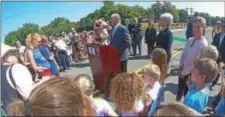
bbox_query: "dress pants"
[121,60,128,73]
[59,50,70,70]
[147,41,155,55]
[176,74,190,101]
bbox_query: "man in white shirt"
[54,37,70,70]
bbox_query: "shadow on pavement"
[71,63,90,68]
[129,55,149,60]
[165,83,178,96]
[169,66,179,76]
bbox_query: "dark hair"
[194,12,200,17]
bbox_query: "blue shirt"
[39,46,59,76]
[32,49,50,69]
[184,86,210,113]
[215,97,225,116]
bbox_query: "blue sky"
[1,1,224,42]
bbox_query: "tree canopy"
[4,1,225,46]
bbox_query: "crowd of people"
[1,11,225,116]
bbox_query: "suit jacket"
[110,24,132,61]
[145,27,157,44]
[185,23,193,40]
[212,33,225,63]
[132,22,142,42]
[156,28,174,62]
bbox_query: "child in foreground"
[184,58,218,113]
[141,63,163,116]
[154,102,203,116]
[71,74,118,116]
[110,73,145,116]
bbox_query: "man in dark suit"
[145,21,157,58]
[124,19,133,54]
[110,13,132,72]
[132,18,143,56]
[211,23,225,90]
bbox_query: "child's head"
[200,45,218,61]
[110,73,145,112]
[71,74,95,97]
[7,78,95,116]
[142,64,161,87]
[191,58,218,85]
[154,102,203,116]
[152,48,168,80]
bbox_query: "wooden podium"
[87,44,121,97]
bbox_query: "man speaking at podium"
[110,13,132,72]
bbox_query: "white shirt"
[54,39,67,51]
[179,37,209,75]
[145,81,161,101]
[18,46,25,54]
[112,23,120,38]
[220,33,225,46]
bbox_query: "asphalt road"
[60,27,221,105]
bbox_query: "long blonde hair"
[25,33,41,49]
[152,48,168,83]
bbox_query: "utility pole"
[186,7,194,16]
[190,7,194,16]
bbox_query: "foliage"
[4,1,224,46]
[5,23,41,46]
[178,9,188,23]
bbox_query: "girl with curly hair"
[152,48,168,85]
[110,73,145,116]
[70,74,118,116]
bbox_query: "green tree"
[151,1,163,22]
[162,1,179,22]
[179,9,188,23]
[5,31,19,46]
[5,23,41,46]
[41,17,76,36]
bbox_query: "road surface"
[60,28,221,106]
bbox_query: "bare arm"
[27,50,48,71]
[100,29,109,41]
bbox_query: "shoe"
[176,96,182,102]
[60,69,66,72]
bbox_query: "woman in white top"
[176,16,209,101]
